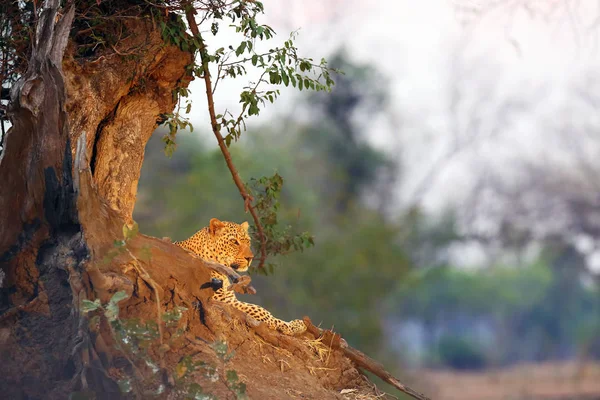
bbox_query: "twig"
[124,247,164,347]
[184,5,268,268]
[303,317,432,400]
[220,49,280,67]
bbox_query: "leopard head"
[204,218,254,271]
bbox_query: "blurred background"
[133,1,600,399]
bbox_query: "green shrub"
[436,335,487,370]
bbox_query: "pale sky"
[189,0,600,207]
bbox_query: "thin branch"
[184,5,268,268]
[220,48,280,67]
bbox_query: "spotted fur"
[175,218,306,335]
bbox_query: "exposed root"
[123,248,164,347]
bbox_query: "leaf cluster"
[81,290,130,322]
[153,0,338,152]
[247,173,314,274]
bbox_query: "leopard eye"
[230,238,239,245]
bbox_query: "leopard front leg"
[206,272,305,335]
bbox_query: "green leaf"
[122,222,139,241]
[81,299,101,313]
[226,370,239,383]
[281,70,289,86]
[211,340,231,361]
[235,41,247,56]
[269,71,279,84]
[105,302,120,322]
[186,382,203,395]
[248,100,260,116]
[162,306,188,325]
[109,290,129,305]
[118,378,132,394]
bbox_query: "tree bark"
[0,2,201,398]
[0,2,85,398]
[64,17,192,223]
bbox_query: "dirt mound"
[111,233,387,400]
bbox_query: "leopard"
[174,218,307,336]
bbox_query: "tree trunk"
[0,2,206,398]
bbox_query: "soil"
[164,304,386,400]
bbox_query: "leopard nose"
[245,256,253,265]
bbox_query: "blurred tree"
[301,51,397,215]
[135,53,408,359]
[389,261,599,367]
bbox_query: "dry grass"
[304,336,332,363]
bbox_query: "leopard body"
[175,218,306,335]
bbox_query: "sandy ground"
[409,361,600,400]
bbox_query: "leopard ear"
[241,221,249,232]
[209,218,225,236]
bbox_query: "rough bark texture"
[0,3,81,398]
[0,2,398,400]
[65,18,192,223]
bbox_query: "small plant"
[225,369,247,400]
[212,340,248,400]
[82,289,199,397]
[101,222,141,264]
[81,290,129,322]
[174,340,246,399]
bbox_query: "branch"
[184,5,268,269]
[203,260,257,295]
[220,49,280,67]
[303,317,432,400]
